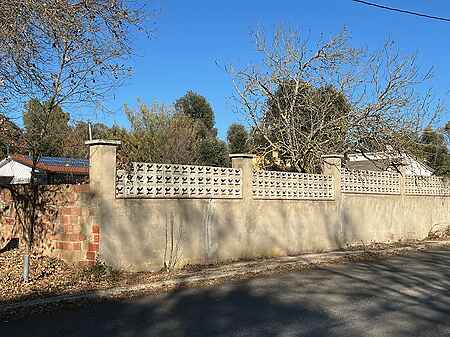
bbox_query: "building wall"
[346,156,433,176]
[0,160,31,184]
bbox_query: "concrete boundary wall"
[86,141,450,271]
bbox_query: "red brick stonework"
[0,184,100,266]
[0,189,16,244]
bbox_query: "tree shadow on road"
[1,280,365,337]
[3,248,450,337]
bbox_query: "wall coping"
[321,154,344,159]
[85,139,121,146]
[229,153,255,159]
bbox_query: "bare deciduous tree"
[0,0,151,113]
[0,0,153,281]
[228,27,443,173]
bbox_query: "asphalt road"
[1,248,450,337]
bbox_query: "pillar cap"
[229,153,255,159]
[321,154,344,159]
[85,139,121,146]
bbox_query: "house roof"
[348,151,432,166]
[9,154,89,175]
[346,151,434,174]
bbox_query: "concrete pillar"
[85,139,121,266]
[229,153,255,201]
[229,153,254,257]
[397,165,407,196]
[85,139,121,200]
[397,165,407,238]
[322,154,344,244]
[321,154,343,197]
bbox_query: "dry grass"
[0,247,123,304]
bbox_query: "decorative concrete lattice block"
[342,169,400,195]
[116,163,242,199]
[252,170,335,200]
[405,176,450,196]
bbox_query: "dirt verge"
[1,240,449,320]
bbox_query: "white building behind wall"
[0,155,89,185]
[0,158,32,184]
[346,152,434,176]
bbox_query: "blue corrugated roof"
[23,156,89,167]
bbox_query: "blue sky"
[95,0,450,139]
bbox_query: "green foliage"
[227,123,249,154]
[175,91,216,133]
[23,99,69,157]
[118,100,229,167]
[0,115,22,159]
[80,257,120,281]
[63,121,124,159]
[196,137,229,167]
[121,102,201,166]
[0,142,5,159]
[6,96,230,168]
[255,81,351,172]
[420,126,450,177]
